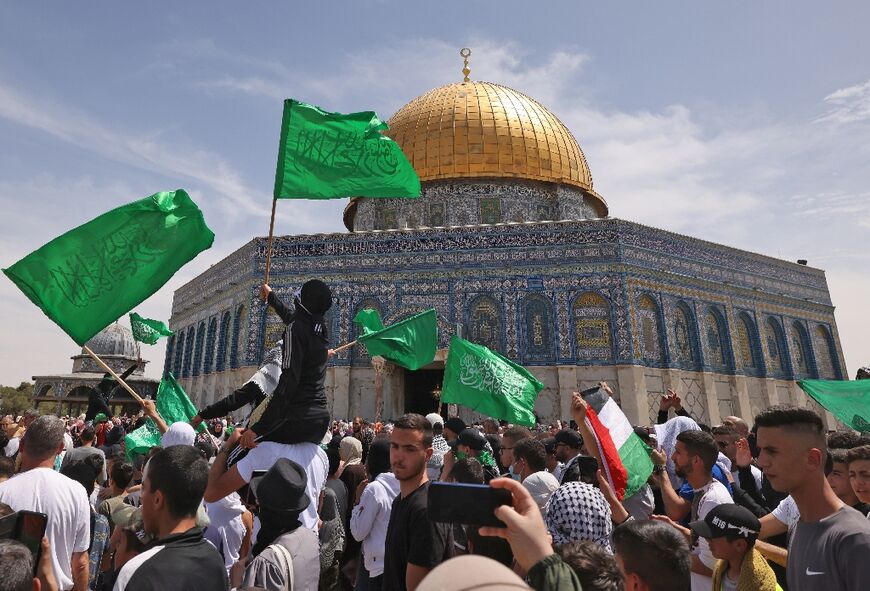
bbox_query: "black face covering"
[251,507,303,556]
[299,279,332,315]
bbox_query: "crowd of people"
[1,280,869,591]
[2,393,870,591]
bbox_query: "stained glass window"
[173,330,185,377]
[637,295,663,363]
[192,322,206,377]
[790,322,811,377]
[469,295,502,352]
[704,310,727,368]
[812,325,839,379]
[216,311,231,373]
[672,304,695,365]
[480,198,501,224]
[522,295,555,361]
[574,292,612,360]
[230,304,245,369]
[182,326,195,377]
[736,313,761,373]
[765,318,784,375]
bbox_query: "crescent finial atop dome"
[460,48,471,82]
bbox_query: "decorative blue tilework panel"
[573,292,613,361]
[736,312,764,376]
[192,322,205,378]
[230,305,244,369]
[163,335,175,378]
[812,325,841,379]
[182,327,195,378]
[669,302,700,370]
[702,308,729,371]
[764,317,788,378]
[466,295,503,353]
[204,317,217,374]
[216,311,231,373]
[790,322,813,378]
[636,295,664,364]
[172,331,185,377]
[519,294,556,362]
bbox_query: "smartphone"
[0,510,48,575]
[427,482,512,527]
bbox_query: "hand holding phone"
[427,482,512,527]
[477,478,555,573]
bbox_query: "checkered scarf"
[545,482,613,551]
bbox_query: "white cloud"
[817,79,870,124]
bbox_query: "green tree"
[0,382,35,416]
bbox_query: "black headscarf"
[251,507,303,557]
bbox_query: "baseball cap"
[554,429,583,449]
[689,503,760,541]
[444,417,466,435]
[456,428,487,451]
[94,413,108,424]
[425,413,444,427]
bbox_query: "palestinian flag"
[581,386,654,500]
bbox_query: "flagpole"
[331,339,357,353]
[263,197,278,284]
[83,345,145,405]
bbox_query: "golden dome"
[386,81,595,192]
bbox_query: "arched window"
[812,325,840,379]
[671,302,700,369]
[182,326,195,377]
[163,335,175,378]
[173,330,186,377]
[736,313,763,375]
[703,308,729,370]
[764,318,788,377]
[351,298,384,365]
[230,304,245,369]
[216,311,231,373]
[790,322,812,378]
[467,295,503,353]
[573,292,612,361]
[520,295,555,362]
[192,322,206,377]
[203,317,218,374]
[637,295,664,365]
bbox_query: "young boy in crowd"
[689,503,781,591]
[829,448,870,515]
[847,444,870,506]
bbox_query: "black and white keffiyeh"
[545,481,613,551]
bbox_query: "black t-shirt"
[382,481,454,591]
[852,501,870,517]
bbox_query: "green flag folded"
[3,190,214,346]
[441,336,543,427]
[357,309,437,370]
[123,372,205,461]
[353,308,385,337]
[124,420,162,461]
[129,312,174,345]
[273,99,421,199]
[798,379,870,432]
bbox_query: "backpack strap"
[267,542,295,591]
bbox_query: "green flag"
[129,312,174,345]
[273,99,421,199]
[3,190,214,346]
[123,372,204,461]
[353,308,384,337]
[124,420,162,461]
[357,309,437,370]
[798,379,870,432]
[441,336,543,427]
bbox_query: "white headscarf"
[653,415,700,487]
[340,437,363,465]
[522,471,560,515]
[161,422,196,448]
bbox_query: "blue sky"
[2,1,869,386]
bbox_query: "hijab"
[339,436,363,466]
[653,415,701,487]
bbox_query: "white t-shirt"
[235,441,328,530]
[204,492,248,573]
[0,467,90,590]
[772,495,800,528]
[690,479,733,591]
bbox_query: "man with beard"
[383,414,453,591]
[652,430,731,591]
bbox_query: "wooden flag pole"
[83,345,145,405]
[331,339,358,354]
[263,198,278,284]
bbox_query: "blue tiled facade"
[168,216,845,413]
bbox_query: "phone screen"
[0,511,47,575]
[427,482,512,527]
